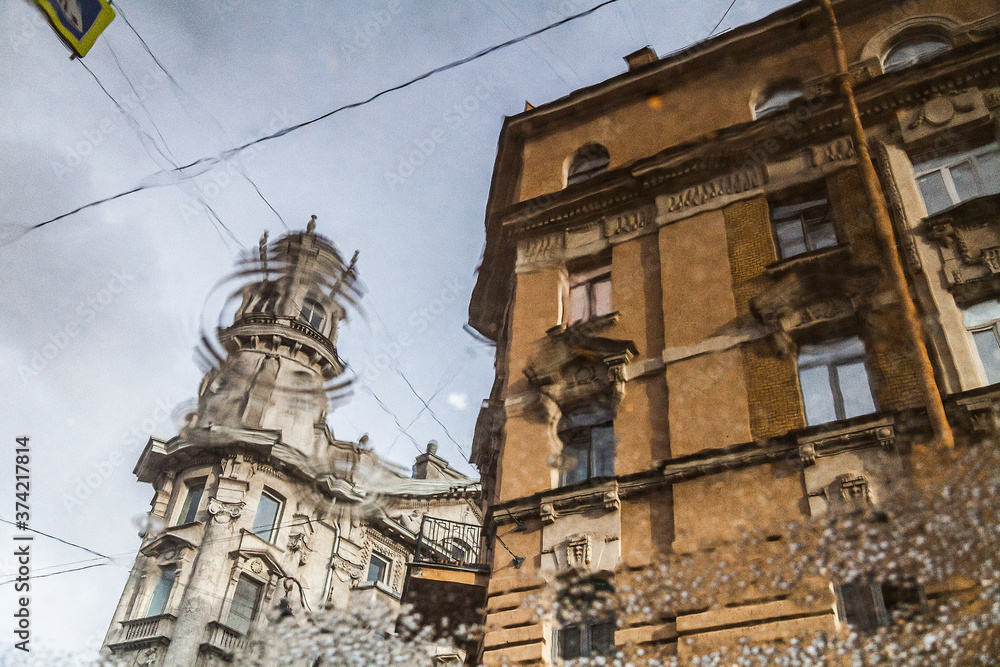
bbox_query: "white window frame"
[753,84,804,120]
[298,297,326,331]
[144,565,177,618]
[913,142,1000,216]
[567,265,612,324]
[365,553,390,584]
[251,490,283,544]
[881,34,951,73]
[961,299,1000,386]
[770,194,837,259]
[176,478,205,525]
[797,337,877,426]
[225,575,264,636]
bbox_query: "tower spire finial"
[307,215,317,234]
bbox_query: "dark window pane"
[145,565,176,617]
[179,482,204,525]
[590,620,616,656]
[799,365,836,426]
[917,171,952,215]
[227,577,262,635]
[559,625,582,659]
[561,441,589,486]
[252,493,281,542]
[366,554,388,583]
[591,426,615,478]
[836,360,876,419]
[950,161,978,202]
[775,219,807,258]
[972,329,1000,385]
[838,580,886,633]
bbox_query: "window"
[566,144,610,186]
[882,35,951,73]
[962,299,1000,385]
[366,553,389,584]
[753,83,804,119]
[836,578,924,632]
[568,265,612,324]
[251,292,279,315]
[557,617,615,661]
[913,142,1000,216]
[176,479,205,525]
[145,565,176,617]
[226,576,263,635]
[251,491,282,543]
[298,297,326,330]
[558,406,615,487]
[797,337,876,426]
[770,194,837,259]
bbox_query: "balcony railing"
[203,621,249,657]
[109,614,175,649]
[414,516,487,571]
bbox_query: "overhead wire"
[113,1,290,231]
[23,0,629,237]
[708,0,740,36]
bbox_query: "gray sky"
[0,0,794,659]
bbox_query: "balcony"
[402,517,489,654]
[414,516,489,572]
[200,621,250,660]
[106,614,175,652]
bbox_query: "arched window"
[250,292,279,315]
[882,35,951,73]
[566,144,610,186]
[298,297,326,331]
[753,83,804,119]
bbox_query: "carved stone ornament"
[564,535,593,569]
[898,89,989,146]
[523,324,637,415]
[207,498,244,523]
[921,195,1000,296]
[332,553,364,581]
[659,165,764,214]
[248,557,266,575]
[137,647,159,666]
[603,205,656,238]
[288,533,313,566]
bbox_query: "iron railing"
[414,516,487,570]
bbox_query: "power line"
[23,0,627,237]
[0,562,109,587]
[0,517,113,561]
[708,0,740,36]
[114,1,289,232]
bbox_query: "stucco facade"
[468,0,1000,663]
[102,223,481,666]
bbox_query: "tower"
[101,219,481,666]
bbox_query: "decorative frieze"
[808,136,854,167]
[603,205,656,238]
[922,194,1000,296]
[897,89,989,147]
[659,166,765,215]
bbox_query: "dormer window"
[566,144,610,186]
[753,83,804,119]
[298,297,326,331]
[882,35,951,73]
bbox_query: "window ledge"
[355,580,402,600]
[765,244,851,276]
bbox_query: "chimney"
[624,46,657,71]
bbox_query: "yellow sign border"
[33,0,115,57]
